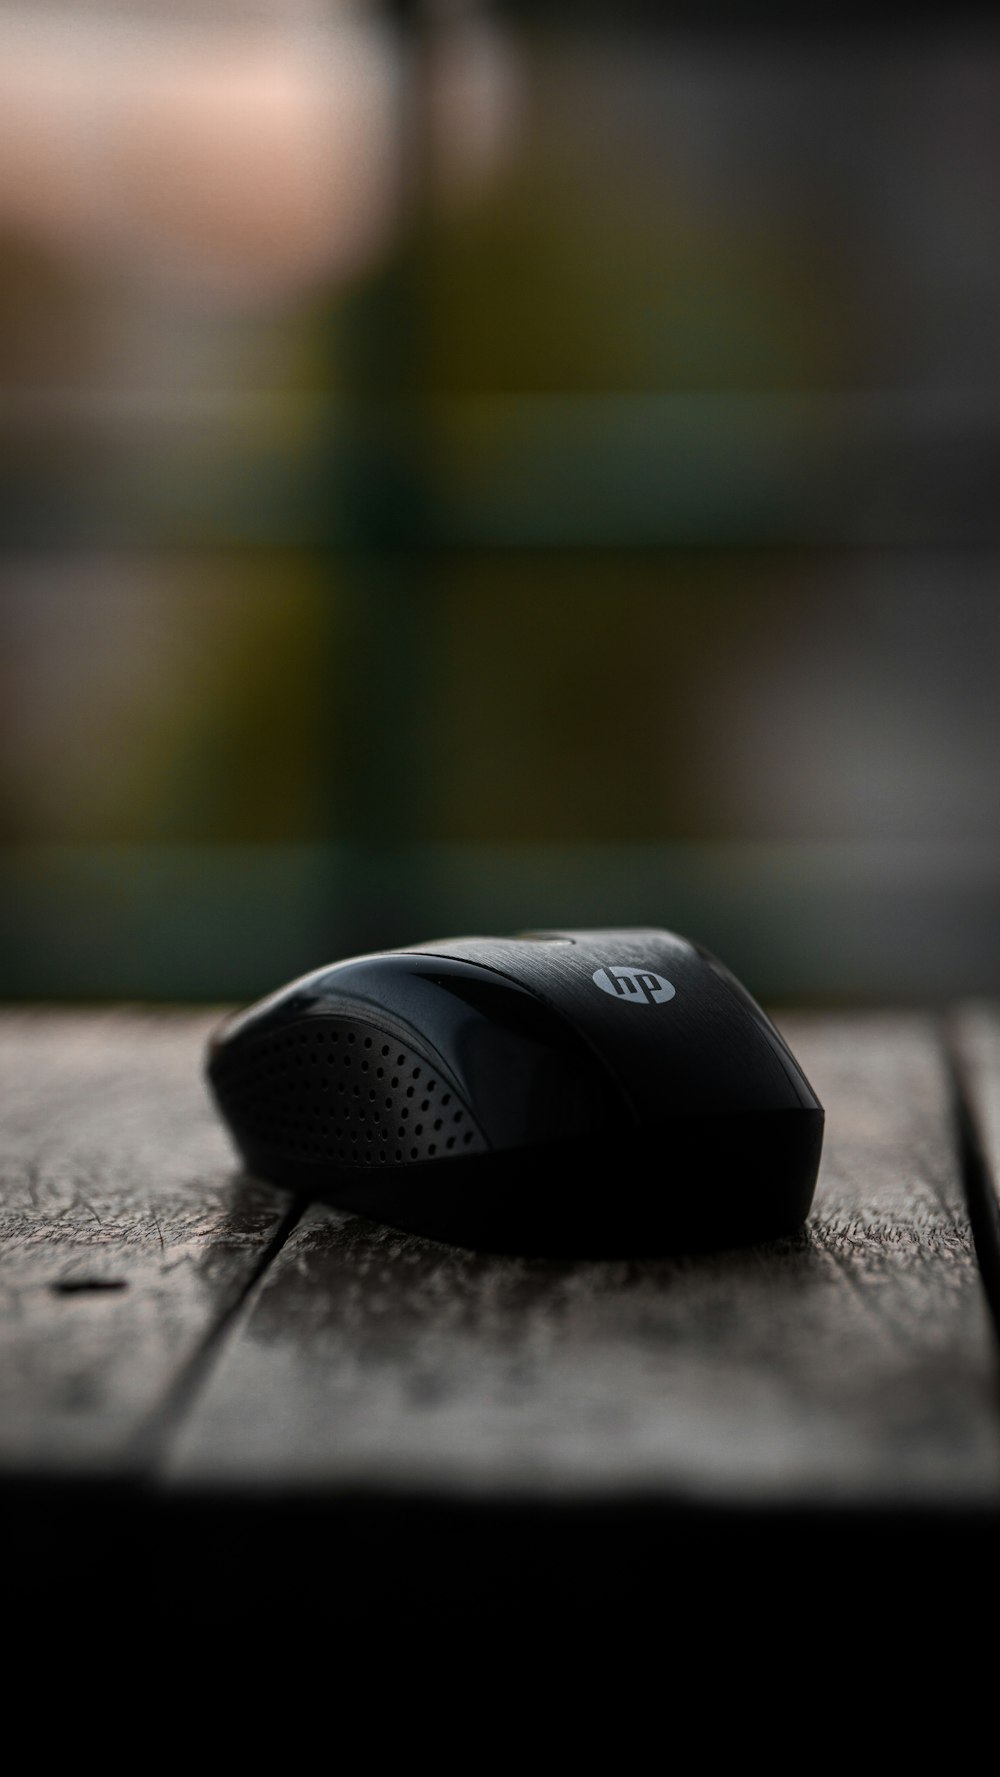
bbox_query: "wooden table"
[4,1007,1000,1631]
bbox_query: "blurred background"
[2,0,999,1005]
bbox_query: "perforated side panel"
[210,1016,487,1169]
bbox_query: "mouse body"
[206,928,823,1255]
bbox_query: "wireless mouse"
[206,928,823,1256]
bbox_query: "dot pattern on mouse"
[210,1016,487,1169]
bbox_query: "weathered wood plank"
[0,1010,296,1475]
[167,1014,1000,1504]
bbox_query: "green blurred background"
[2,2,999,1003]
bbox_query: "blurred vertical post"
[325,0,437,955]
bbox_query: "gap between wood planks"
[127,1193,308,1474]
[945,1015,1000,1353]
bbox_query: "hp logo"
[592,965,676,1005]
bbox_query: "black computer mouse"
[206,927,823,1257]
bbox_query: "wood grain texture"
[167,1014,1000,1504]
[0,1010,294,1476]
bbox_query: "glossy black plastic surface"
[206,927,824,1256]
